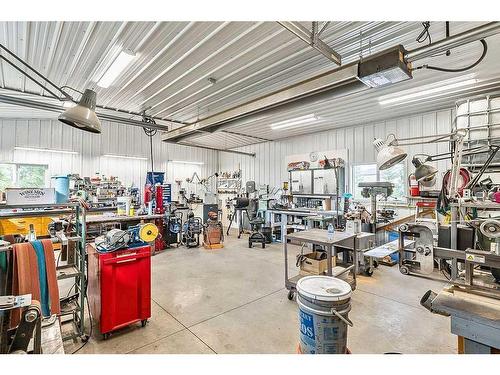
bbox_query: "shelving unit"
[0,202,88,342]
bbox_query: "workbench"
[284,229,357,300]
[431,287,500,353]
[267,208,339,242]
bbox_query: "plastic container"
[51,175,70,203]
[297,276,352,354]
[117,196,132,216]
[327,223,334,241]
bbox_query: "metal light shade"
[373,138,407,170]
[413,157,438,185]
[58,89,101,133]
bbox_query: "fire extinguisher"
[408,173,419,196]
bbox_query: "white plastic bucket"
[297,276,353,354]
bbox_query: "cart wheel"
[141,319,148,327]
[287,291,295,300]
[373,260,379,268]
[364,267,373,277]
[103,333,110,340]
[261,242,265,249]
[399,265,410,275]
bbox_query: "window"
[352,164,377,199]
[380,163,406,201]
[352,162,406,201]
[0,163,47,192]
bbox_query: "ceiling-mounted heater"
[358,45,413,88]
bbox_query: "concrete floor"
[64,234,456,354]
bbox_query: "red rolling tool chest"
[87,243,151,339]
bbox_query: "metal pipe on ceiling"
[405,21,500,62]
[0,93,256,157]
[0,94,170,131]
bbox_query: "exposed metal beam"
[220,129,272,142]
[277,21,341,65]
[175,141,256,157]
[405,22,500,62]
[162,62,363,142]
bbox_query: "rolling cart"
[284,229,357,300]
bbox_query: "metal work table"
[267,208,339,242]
[284,229,357,300]
[431,287,500,353]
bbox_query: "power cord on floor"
[71,262,93,354]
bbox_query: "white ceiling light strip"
[270,114,319,130]
[379,78,479,106]
[14,146,78,155]
[97,50,136,89]
[168,160,204,165]
[102,154,147,161]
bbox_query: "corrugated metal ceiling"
[1,21,499,150]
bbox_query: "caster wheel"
[287,291,295,301]
[103,333,110,340]
[141,319,148,327]
[373,260,379,268]
[399,266,410,275]
[261,243,265,249]
[364,267,373,276]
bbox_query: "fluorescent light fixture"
[97,50,136,88]
[14,146,78,155]
[103,154,147,161]
[379,78,478,106]
[270,114,319,130]
[169,160,204,165]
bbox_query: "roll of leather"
[11,242,41,328]
[10,240,60,327]
[40,239,60,317]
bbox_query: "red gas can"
[87,243,151,338]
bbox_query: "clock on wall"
[309,151,319,162]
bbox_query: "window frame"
[351,162,407,202]
[0,162,49,190]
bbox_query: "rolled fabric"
[40,239,60,316]
[11,242,41,328]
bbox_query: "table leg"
[327,244,333,276]
[284,237,289,288]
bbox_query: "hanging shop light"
[58,89,102,134]
[412,156,439,186]
[372,135,407,170]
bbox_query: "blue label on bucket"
[299,309,316,352]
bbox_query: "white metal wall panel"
[219,108,454,190]
[0,118,218,190]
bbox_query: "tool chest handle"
[103,252,149,264]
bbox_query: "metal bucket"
[297,276,353,354]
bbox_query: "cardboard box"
[5,188,55,205]
[299,251,336,275]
